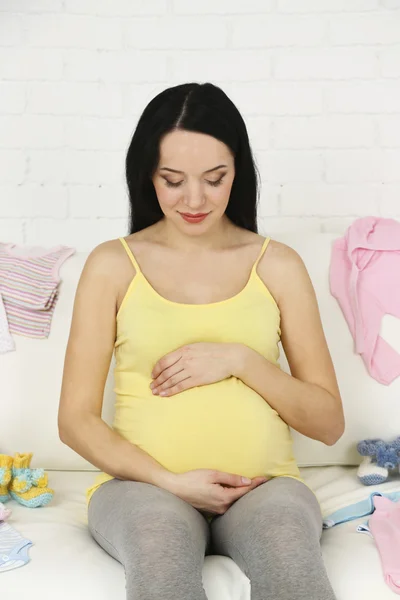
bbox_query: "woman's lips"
[180,213,209,223]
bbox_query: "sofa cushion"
[1,467,396,600]
[1,233,400,469]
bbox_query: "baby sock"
[0,455,13,503]
[0,521,33,572]
[369,496,400,594]
[9,453,54,508]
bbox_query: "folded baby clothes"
[0,291,15,354]
[368,496,400,594]
[0,243,75,339]
[0,521,33,572]
[323,490,400,529]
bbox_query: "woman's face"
[151,130,235,231]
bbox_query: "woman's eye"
[208,178,224,187]
[165,177,224,188]
[165,180,182,188]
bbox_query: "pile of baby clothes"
[0,450,55,573]
[0,242,75,352]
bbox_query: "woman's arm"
[236,242,345,446]
[57,241,175,491]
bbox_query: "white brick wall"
[1,0,400,250]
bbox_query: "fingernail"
[241,477,251,484]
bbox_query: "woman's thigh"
[210,476,336,600]
[88,479,211,600]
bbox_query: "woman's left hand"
[150,342,243,396]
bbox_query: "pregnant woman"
[58,82,344,600]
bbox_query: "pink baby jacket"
[329,216,400,385]
[369,495,400,594]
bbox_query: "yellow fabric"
[12,452,33,470]
[0,454,13,496]
[10,452,54,500]
[86,236,307,507]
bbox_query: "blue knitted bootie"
[358,456,389,485]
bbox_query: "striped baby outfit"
[0,243,75,339]
[0,521,33,572]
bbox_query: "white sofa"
[2,231,400,600]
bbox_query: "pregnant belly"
[113,377,299,479]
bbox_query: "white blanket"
[3,467,398,600]
[301,464,400,518]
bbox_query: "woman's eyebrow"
[159,164,228,174]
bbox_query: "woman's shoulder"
[81,238,140,311]
[85,238,128,272]
[257,237,310,307]
[259,236,304,269]
[83,236,144,283]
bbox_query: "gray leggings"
[88,476,337,600]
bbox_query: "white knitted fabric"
[0,292,15,354]
[358,455,391,485]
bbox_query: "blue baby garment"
[0,521,33,572]
[323,490,400,529]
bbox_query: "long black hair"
[125,82,261,235]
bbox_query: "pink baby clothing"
[0,243,75,339]
[369,495,400,594]
[329,216,400,385]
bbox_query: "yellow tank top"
[85,235,307,508]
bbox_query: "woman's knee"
[255,477,322,536]
[88,479,211,563]
[213,477,322,544]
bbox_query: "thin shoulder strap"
[118,237,141,273]
[252,236,271,272]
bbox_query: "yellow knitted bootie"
[9,453,54,508]
[0,455,13,503]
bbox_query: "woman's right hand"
[166,469,269,516]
